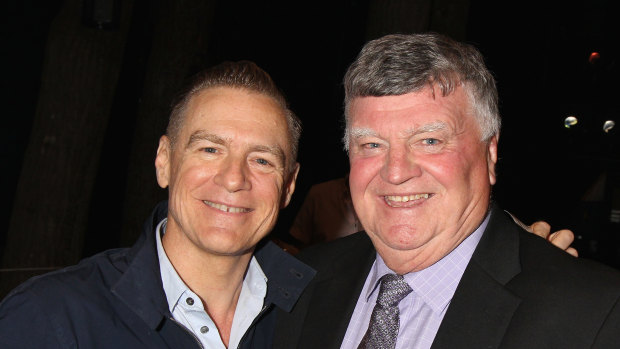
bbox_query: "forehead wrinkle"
[403,121,448,137]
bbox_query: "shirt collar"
[154,218,268,313]
[365,213,490,314]
[155,218,189,313]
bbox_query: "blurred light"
[589,52,601,64]
[603,120,615,133]
[564,116,578,128]
[611,209,620,223]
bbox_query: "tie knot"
[376,273,412,307]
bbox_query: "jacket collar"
[254,239,316,312]
[111,201,171,330]
[431,204,523,348]
[294,232,377,347]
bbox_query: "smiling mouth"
[384,194,432,207]
[203,200,251,213]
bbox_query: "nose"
[380,147,422,184]
[214,157,251,192]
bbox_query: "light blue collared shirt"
[341,213,490,349]
[155,219,267,349]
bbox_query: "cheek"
[349,157,380,191]
[348,158,383,224]
[173,163,213,189]
[253,175,285,205]
[421,152,470,187]
[425,160,458,186]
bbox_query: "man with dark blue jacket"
[0,61,315,348]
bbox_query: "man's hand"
[506,211,579,257]
[529,221,579,257]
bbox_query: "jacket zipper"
[169,316,205,349]
[236,304,272,349]
[168,303,273,349]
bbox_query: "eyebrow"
[187,130,225,148]
[349,128,378,140]
[186,130,287,165]
[349,121,448,141]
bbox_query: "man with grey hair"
[274,33,620,348]
[0,60,315,349]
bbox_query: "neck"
[375,211,488,274]
[162,227,254,346]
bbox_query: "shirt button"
[186,297,194,306]
[200,326,209,334]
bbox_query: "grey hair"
[167,60,302,174]
[343,33,500,150]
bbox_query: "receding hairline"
[172,87,295,171]
[174,84,288,127]
[166,61,302,174]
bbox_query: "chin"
[377,226,428,249]
[202,241,254,257]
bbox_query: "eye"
[362,142,381,149]
[422,138,441,146]
[255,158,271,166]
[202,147,218,153]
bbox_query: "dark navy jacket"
[0,202,315,348]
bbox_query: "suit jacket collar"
[320,206,521,348]
[255,238,316,312]
[302,232,377,347]
[431,204,523,348]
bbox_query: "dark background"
[1,0,619,297]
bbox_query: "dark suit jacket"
[274,206,620,348]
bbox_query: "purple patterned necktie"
[358,273,412,349]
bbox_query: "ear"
[486,134,499,185]
[280,163,300,209]
[155,135,172,189]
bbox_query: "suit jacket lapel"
[300,233,376,348]
[431,207,523,349]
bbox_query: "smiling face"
[155,87,298,257]
[347,86,498,273]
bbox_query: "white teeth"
[385,194,429,202]
[203,201,249,213]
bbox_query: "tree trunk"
[2,0,133,294]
